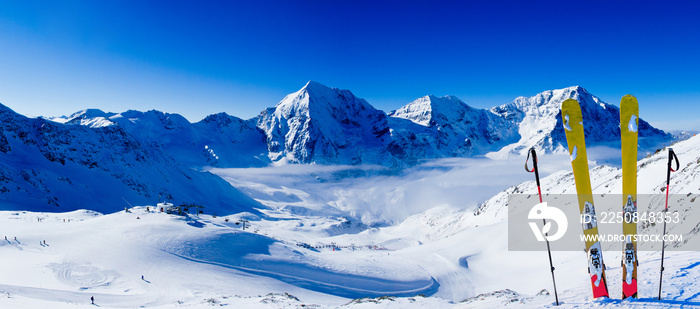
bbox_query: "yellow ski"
[621,95,639,299]
[561,98,609,298]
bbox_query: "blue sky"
[1,1,699,130]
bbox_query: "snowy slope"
[197,133,698,306]
[0,125,696,309]
[474,134,700,229]
[330,133,700,307]
[0,104,262,214]
[2,143,699,308]
[0,209,350,308]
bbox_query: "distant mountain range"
[0,81,673,212]
[52,81,671,164]
[0,104,262,214]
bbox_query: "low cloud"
[209,154,577,225]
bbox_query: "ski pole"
[658,148,679,300]
[526,147,559,306]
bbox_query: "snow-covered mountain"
[256,81,393,165]
[46,83,673,167]
[0,104,262,214]
[489,86,671,157]
[388,95,519,158]
[50,108,117,128]
[193,112,270,167]
[53,109,270,168]
[387,85,671,162]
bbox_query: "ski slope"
[1,209,698,308]
[1,138,699,308]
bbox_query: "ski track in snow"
[166,251,439,299]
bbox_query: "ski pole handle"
[526,148,543,203]
[665,148,679,208]
[668,148,679,173]
[525,148,535,173]
[525,148,541,187]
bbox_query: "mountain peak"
[423,94,463,103]
[405,95,468,111]
[299,80,342,101]
[563,85,585,92]
[258,81,390,164]
[302,80,330,91]
[390,95,470,127]
[273,81,373,119]
[200,112,233,123]
[558,85,591,98]
[70,108,112,118]
[47,108,117,127]
[501,86,599,112]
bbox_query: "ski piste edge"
[561,98,610,298]
[620,94,639,299]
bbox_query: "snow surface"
[1,136,699,308]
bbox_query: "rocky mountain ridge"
[47,82,672,167]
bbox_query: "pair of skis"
[531,96,680,301]
[561,96,641,299]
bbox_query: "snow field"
[0,136,699,308]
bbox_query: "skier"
[91,296,94,304]
[141,275,144,280]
